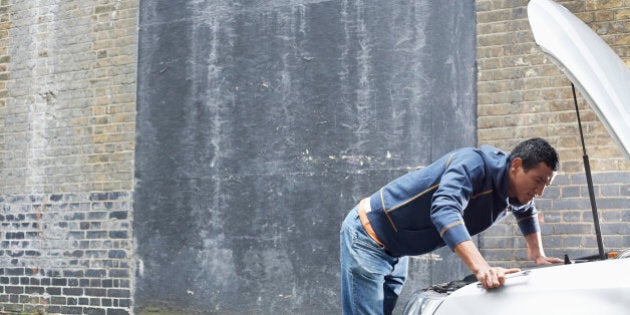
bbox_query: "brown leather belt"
[358,198,385,248]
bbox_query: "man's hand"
[454,240,522,290]
[475,267,521,289]
[534,255,563,265]
[525,232,563,265]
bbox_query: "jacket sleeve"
[430,153,485,251]
[511,201,541,236]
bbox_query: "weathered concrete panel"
[135,0,476,313]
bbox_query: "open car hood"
[528,0,630,160]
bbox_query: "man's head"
[507,138,559,205]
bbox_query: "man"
[340,138,563,315]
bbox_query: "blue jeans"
[340,206,409,315]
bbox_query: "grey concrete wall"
[134,0,476,313]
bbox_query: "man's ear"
[510,157,523,171]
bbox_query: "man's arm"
[454,240,521,289]
[524,232,563,264]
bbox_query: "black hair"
[509,138,559,172]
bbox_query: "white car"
[403,0,630,314]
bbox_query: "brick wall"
[0,1,137,314]
[477,0,630,267]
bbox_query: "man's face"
[508,158,555,205]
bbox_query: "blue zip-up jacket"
[367,145,540,257]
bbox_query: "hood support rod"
[571,83,605,260]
